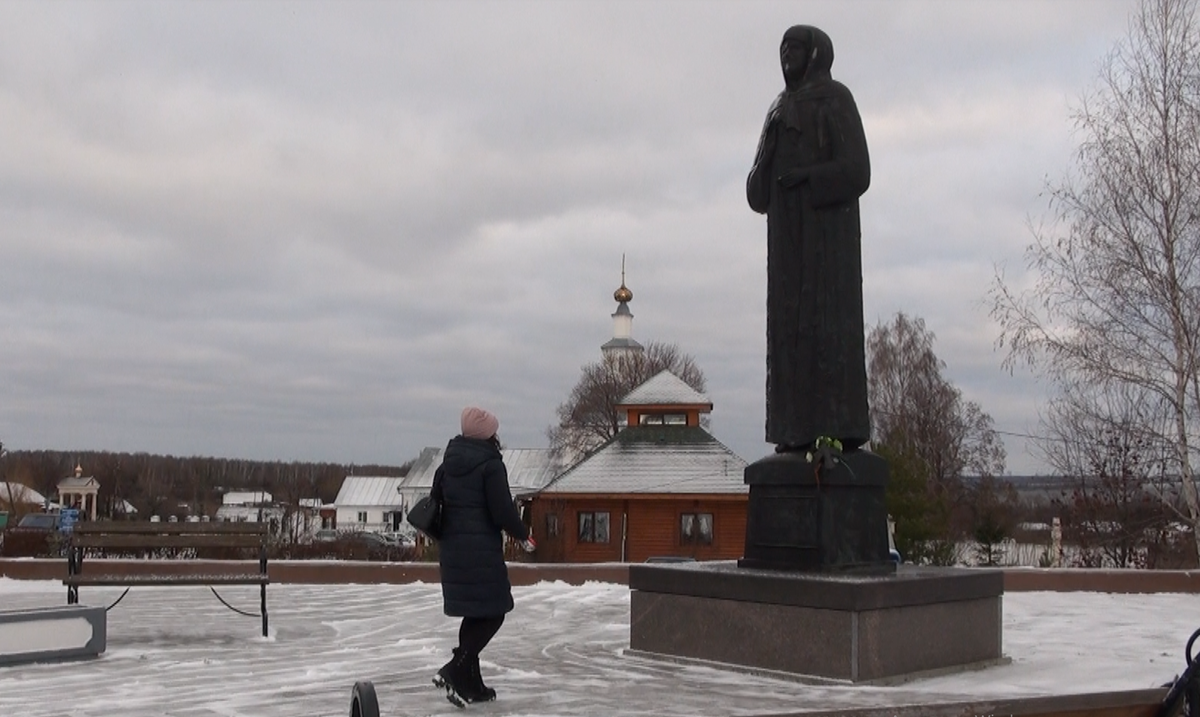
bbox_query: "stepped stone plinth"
[630,562,1003,683]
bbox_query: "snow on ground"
[0,577,1196,717]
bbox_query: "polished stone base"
[629,562,1003,683]
[741,449,893,573]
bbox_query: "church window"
[578,511,610,543]
[681,513,714,546]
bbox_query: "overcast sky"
[0,0,1145,474]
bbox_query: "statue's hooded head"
[780,25,834,90]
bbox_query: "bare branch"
[991,0,1200,562]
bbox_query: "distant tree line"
[0,448,409,521]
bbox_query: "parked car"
[349,531,405,548]
[305,529,409,560]
[1,513,66,558]
[16,513,61,531]
[377,531,411,547]
[313,528,340,543]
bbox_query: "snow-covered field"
[0,577,1196,717]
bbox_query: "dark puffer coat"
[435,435,529,617]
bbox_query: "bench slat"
[64,574,269,586]
[72,535,265,549]
[74,522,268,536]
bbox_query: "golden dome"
[614,283,633,303]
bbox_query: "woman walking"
[432,406,534,707]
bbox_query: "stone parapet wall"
[0,559,630,586]
[0,559,1197,592]
[1002,567,1200,594]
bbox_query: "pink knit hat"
[461,406,499,440]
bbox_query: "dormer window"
[639,413,687,426]
[616,370,713,431]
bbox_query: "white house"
[213,491,322,541]
[332,475,406,535]
[0,482,55,512]
[398,446,561,513]
[214,491,276,523]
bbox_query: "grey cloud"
[0,0,1144,474]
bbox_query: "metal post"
[259,545,268,638]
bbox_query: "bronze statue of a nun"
[747,25,871,452]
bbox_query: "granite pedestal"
[741,449,893,573]
[629,562,1003,683]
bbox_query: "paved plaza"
[0,578,1195,717]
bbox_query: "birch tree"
[991,0,1200,561]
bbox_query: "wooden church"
[521,269,748,563]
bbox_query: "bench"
[64,521,270,637]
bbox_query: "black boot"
[432,648,473,708]
[469,654,496,702]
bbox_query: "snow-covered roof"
[0,482,49,506]
[222,491,272,506]
[501,449,562,491]
[401,447,561,493]
[57,475,98,490]
[335,475,405,507]
[618,370,711,407]
[401,446,442,485]
[537,425,746,495]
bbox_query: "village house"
[398,446,560,517]
[0,482,53,516]
[214,491,322,540]
[332,476,407,536]
[329,447,558,547]
[523,369,747,563]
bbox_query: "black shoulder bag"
[407,472,443,540]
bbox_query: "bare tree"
[1039,381,1187,567]
[867,313,1006,563]
[867,313,1006,487]
[548,341,707,463]
[992,0,1200,561]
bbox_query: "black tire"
[350,680,380,717]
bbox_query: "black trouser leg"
[458,615,505,658]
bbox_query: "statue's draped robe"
[747,66,871,450]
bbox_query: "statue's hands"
[778,168,808,188]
